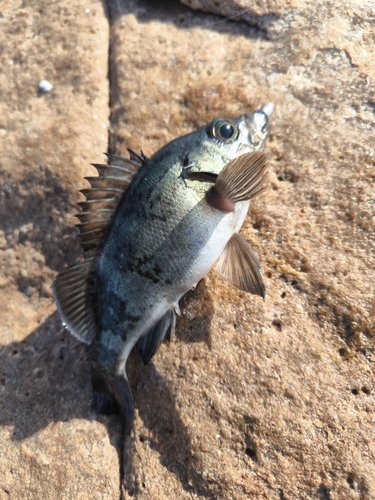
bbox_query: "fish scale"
[53,103,273,433]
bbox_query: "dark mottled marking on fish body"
[125,250,168,284]
[53,103,274,432]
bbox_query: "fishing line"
[203,8,253,28]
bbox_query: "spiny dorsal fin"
[126,149,148,166]
[76,151,146,258]
[106,149,146,169]
[52,258,97,344]
[215,233,265,298]
[206,152,268,212]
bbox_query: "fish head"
[206,102,273,156]
[183,103,273,179]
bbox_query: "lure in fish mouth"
[53,103,273,433]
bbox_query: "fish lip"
[236,103,273,153]
[258,102,274,118]
[247,103,274,128]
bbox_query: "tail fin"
[91,363,135,433]
[106,372,135,434]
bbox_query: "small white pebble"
[85,8,90,13]
[39,80,53,93]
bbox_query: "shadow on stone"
[0,169,80,276]
[127,366,222,498]
[104,0,274,38]
[0,311,118,461]
[122,277,218,497]
[0,283,217,497]
[177,278,214,347]
[0,313,98,440]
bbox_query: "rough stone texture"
[180,0,375,72]
[0,1,121,499]
[108,1,375,499]
[1,0,374,499]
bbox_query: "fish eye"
[206,118,238,143]
[219,123,234,139]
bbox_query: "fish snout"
[242,103,273,151]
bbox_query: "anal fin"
[206,152,268,212]
[138,309,176,364]
[52,258,97,344]
[215,233,265,298]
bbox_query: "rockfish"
[53,103,273,432]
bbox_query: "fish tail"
[106,371,134,434]
[91,365,119,415]
[91,361,134,433]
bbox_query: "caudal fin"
[106,372,135,434]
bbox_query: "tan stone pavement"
[1,1,374,499]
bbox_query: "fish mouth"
[258,102,274,118]
[237,102,274,154]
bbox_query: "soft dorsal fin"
[52,258,97,344]
[53,150,146,344]
[215,233,265,298]
[77,150,146,258]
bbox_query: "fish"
[53,102,273,433]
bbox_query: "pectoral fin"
[215,233,265,298]
[206,152,268,212]
[138,309,176,364]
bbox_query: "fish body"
[53,103,273,432]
